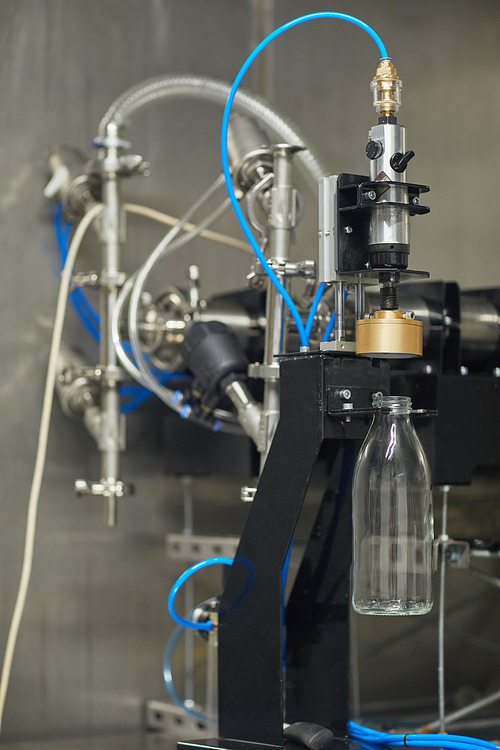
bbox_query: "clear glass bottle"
[352,395,434,615]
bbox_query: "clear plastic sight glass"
[352,395,434,615]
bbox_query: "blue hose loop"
[163,621,217,724]
[221,13,390,349]
[168,558,234,632]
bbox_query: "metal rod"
[360,588,495,662]
[438,484,450,733]
[259,145,298,471]
[334,281,346,341]
[100,160,124,526]
[422,686,500,733]
[206,626,218,723]
[260,279,283,473]
[251,0,275,104]
[446,623,500,657]
[181,475,194,536]
[263,280,286,366]
[464,566,500,589]
[350,611,361,721]
[354,279,365,321]
[181,476,195,703]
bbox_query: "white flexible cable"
[0,203,104,734]
[122,203,252,254]
[128,198,231,398]
[127,175,229,400]
[112,204,233,392]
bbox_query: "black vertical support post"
[285,442,359,734]
[218,356,326,747]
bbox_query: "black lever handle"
[284,722,334,750]
[390,149,415,173]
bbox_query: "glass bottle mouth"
[372,394,412,413]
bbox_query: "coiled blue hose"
[221,12,389,348]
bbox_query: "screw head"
[344,226,353,234]
[412,196,420,205]
[339,389,352,400]
[366,190,377,201]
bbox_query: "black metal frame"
[179,353,389,750]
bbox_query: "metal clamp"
[75,479,134,498]
[86,153,150,179]
[250,258,317,279]
[241,486,257,503]
[100,269,127,288]
[71,271,100,289]
[248,362,280,380]
[71,270,127,289]
[434,538,470,570]
[81,364,127,384]
[320,341,357,353]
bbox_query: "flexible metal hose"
[98,75,328,192]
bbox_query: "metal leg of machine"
[286,442,359,732]
[178,353,389,750]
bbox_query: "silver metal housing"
[368,122,410,251]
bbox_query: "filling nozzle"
[365,59,414,270]
[370,59,402,117]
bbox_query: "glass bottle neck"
[373,395,412,415]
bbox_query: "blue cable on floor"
[349,721,500,750]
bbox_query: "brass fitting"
[356,310,422,359]
[370,59,402,117]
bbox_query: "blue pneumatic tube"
[221,12,390,348]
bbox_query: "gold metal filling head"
[370,59,402,117]
[356,310,423,359]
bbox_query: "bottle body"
[352,396,434,615]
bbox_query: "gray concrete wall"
[0,0,500,741]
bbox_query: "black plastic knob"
[284,723,334,750]
[390,150,415,173]
[365,139,383,160]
